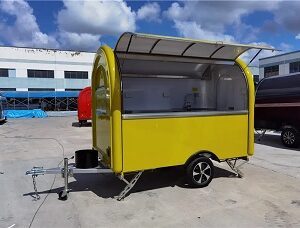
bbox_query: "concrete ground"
[0,117,299,228]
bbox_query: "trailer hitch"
[26,157,114,200]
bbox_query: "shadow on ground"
[24,166,238,200]
[0,120,7,125]
[255,133,300,151]
[72,121,92,128]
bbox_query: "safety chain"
[32,175,40,200]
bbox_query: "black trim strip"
[209,45,225,58]
[181,43,196,56]
[126,34,134,53]
[114,32,132,53]
[149,39,161,54]
[249,49,262,65]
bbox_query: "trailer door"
[92,47,122,172]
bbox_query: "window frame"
[64,71,88,79]
[0,68,9,77]
[264,65,279,77]
[290,61,300,74]
[27,69,55,78]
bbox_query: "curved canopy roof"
[115,32,276,61]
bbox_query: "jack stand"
[226,159,248,178]
[58,158,69,200]
[116,171,143,201]
[26,157,113,201]
[256,129,267,141]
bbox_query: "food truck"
[255,73,300,147]
[26,33,274,200]
[77,86,92,125]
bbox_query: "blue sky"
[0,0,300,61]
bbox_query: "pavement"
[0,117,300,228]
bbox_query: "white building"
[259,50,300,80]
[0,46,95,91]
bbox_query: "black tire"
[281,128,299,148]
[186,156,214,187]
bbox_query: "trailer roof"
[256,74,300,100]
[115,32,275,61]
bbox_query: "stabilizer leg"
[226,159,248,178]
[116,171,143,201]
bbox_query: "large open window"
[119,58,248,115]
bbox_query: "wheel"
[186,156,214,187]
[58,190,68,201]
[281,128,299,148]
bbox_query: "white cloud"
[58,32,101,51]
[137,2,161,23]
[57,0,136,35]
[163,1,285,45]
[296,34,300,40]
[273,1,300,33]
[164,2,279,35]
[173,20,234,42]
[0,0,58,48]
[0,0,137,51]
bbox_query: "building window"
[28,88,55,91]
[27,69,54,78]
[290,61,300,74]
[64,71,88,79]
[0,69,9,77]
[65,88,82,91]
[264,65,279,77]
[0,88,16,91]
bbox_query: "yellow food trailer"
[26,33,274,201]
[91,32,274,196]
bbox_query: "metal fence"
[0,91,79,111]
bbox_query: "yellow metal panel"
[235,58,255,156]
[103,46,123,173]
[92,48,111,165]
[91,46,123,173]
[122,114,248,172]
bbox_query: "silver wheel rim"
[192,162,211,184]
[283,131,295,145]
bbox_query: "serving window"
[119,57,248,115]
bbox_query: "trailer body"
[255,74,300,147]
[92,33,274,174]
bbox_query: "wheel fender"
[281,125,298,132]
[185,151,219,167]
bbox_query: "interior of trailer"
[118,57,248,114]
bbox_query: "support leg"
[116,171,143,201]
[257,129,267,141]
[59,158,69,200]
[226,159,247,178]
